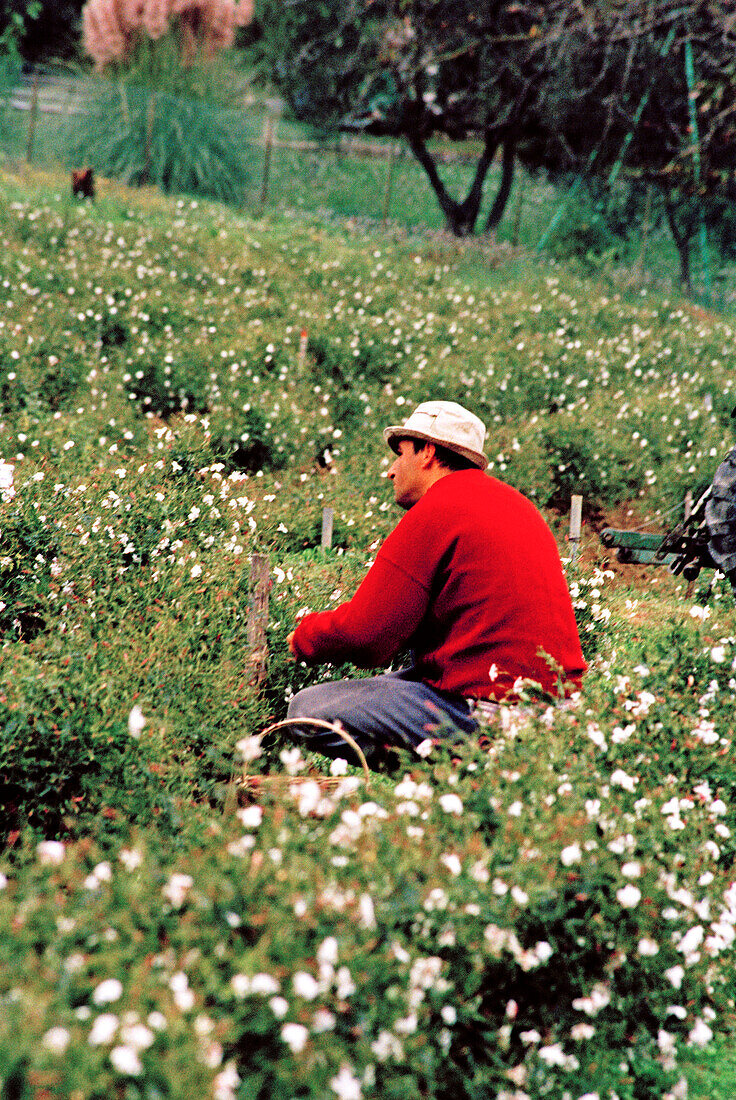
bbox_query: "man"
[286,400,586,764]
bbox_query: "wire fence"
[0,65,728,305]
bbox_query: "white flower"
[120,1023,154,1051]
[89,1013,119,1045]
[441,853,462,876]
[586,723,607,750]
[281,1022,309,1053]
[128,705,146,739]
[415,738,434,758]
[572,982,610,1016]
[665,965,685,989]
[394,1012,417,1035]
[213,1060,241,1100]
[330,1064,362,1100]
[616,884,641,908]
[293,971,320,1000]
[84,861,113,891]
[409,956,443,990]
[37,840,66,866]
[312,1008,336,1032]
[269,996,289,1018]
[330,757,349,775]
[317,937,339,965]
[621,860,642,878]
[93,978,123,1005]
[280,747,306,774]
[251,973,280,995]
[638,938,659,957]
[711,645,727,663]
[235,735,263,763]
[169,972,195,1011]
[359,893,376,928]
[677,925,704,957]
[688,1019,713,1047]
[110,1044,143,1075]
[236,805,263,829]
[227,835,256,857]
[610,768,638,792]
[42,1027,71,1054]
[231,974,250,998]
[438,793,463,815]
[538,1043,567,1066]
[560,843,582,867]
[570,1023,596,1041]
[162,872,193,908]
[119,847,142,871]
[371,1029,404,1061]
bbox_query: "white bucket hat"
[384,400,488,470]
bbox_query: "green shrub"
[66,82,251,204]
[0,496,57,639]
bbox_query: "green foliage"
[66,81,251,203]
[545,188,627,271]
[0,665,159,838]
[0,495,56,639]
[1,168,736,1096]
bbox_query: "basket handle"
[257,717,371,785]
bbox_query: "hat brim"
[383,426,488,470]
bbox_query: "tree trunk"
[664,194,696,296]
[484,136,517,234]
[406,131,500,237]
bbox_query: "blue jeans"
[285,668,478,766]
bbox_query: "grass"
[1,163,736,1097]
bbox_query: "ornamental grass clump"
[71,0,255,201]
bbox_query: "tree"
[253,0,555,237]
[0,2,83,65]
[253,0,736,268]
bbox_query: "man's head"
[384,400,488,509]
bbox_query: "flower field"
[1,165,736,1098]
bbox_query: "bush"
[0,495,57,639]
[66,82,251,204]
[546,186,627,270]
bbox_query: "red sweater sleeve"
[291,554,429,667]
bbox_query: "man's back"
[377,469,586,699]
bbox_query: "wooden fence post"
[569,494,583,564]
[246,553,270,685]
[298,327,308,368]
[321,507,334,550]
[382,142,398,223]
[25,69,40,165]
[259,112,275,210]
[142,92,156,186]
[511,171,526,247]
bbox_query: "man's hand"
[287,630,297,657]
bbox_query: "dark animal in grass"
[71,168,95,200]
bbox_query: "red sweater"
[292,471,586,700]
